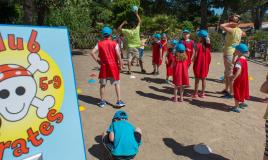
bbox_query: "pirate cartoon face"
[0,53,55,122]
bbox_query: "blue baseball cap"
[162,33,167,37]
[175,43,186,53]
[113,110,128,120]
[154,33,161,40]
[170,40,178,45]
[182,29,190,34]
[197,30,208,38]
[101,27,112,37]
[233,43,249,54]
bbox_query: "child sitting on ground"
[102,110,142,160]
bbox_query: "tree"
[23,0,34,24]
[35,0,65,25]
[111,0,140,27]
[251,0,268,29]
[200,0,208,29]
[0,1,21,24]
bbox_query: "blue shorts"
[138,48,144,59]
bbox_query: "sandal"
[192,94,198,99]
[199,93,206,98]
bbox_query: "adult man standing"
[118,9,146,75]
[220,14,246,98]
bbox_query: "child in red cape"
[172,43,189,102]
[181,29,195,67]
[192,30,211,98]
[231,43,250,113]
[151,34,163,75]
[90,27,125,108]
[161,33,168,64]
[165,40,177,83]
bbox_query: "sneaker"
[239,103,248,109]
[116,100,125,107]
[98,100,107,108]
[231,108,240,113]
[222,93,233,99]
[165,80,170,84]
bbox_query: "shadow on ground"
[136,91,170,101]
[185,99,230,112]
[88,135,111,160]
[78,94,118,108]
[163,138,230,160]
[141,77,166,84]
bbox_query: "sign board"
[0,25,86,160]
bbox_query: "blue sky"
[212,8,224,15]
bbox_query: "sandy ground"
[72,49,268,160]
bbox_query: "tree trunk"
[252,5,266,30]
[37,5,48,26]
[200,0,208,29]
[23,0,34,24]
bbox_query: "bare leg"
[153,64,156,73]
[128,60,132,74]
[180,86,184,101]
[234,99,239,108]
[224,75,229,91]
[201,79,206,94]
[174,86,178,102]
[115,84,121,102]
[100,85,105,100]
[156,65,160,74]
[139,59,145,72]
[229,77,234,95]
[194,78,199,95]
[166,76,169,81]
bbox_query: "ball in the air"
[132,5,138,12]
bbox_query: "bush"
[209,32,223,52]
[178,21,194,32]
[253,30,268,41]
[141,15,177,34]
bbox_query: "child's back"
[193,42,211,79]
[108,120,140,156]
[98,39,118,64]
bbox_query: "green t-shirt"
[122,25,141,48]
